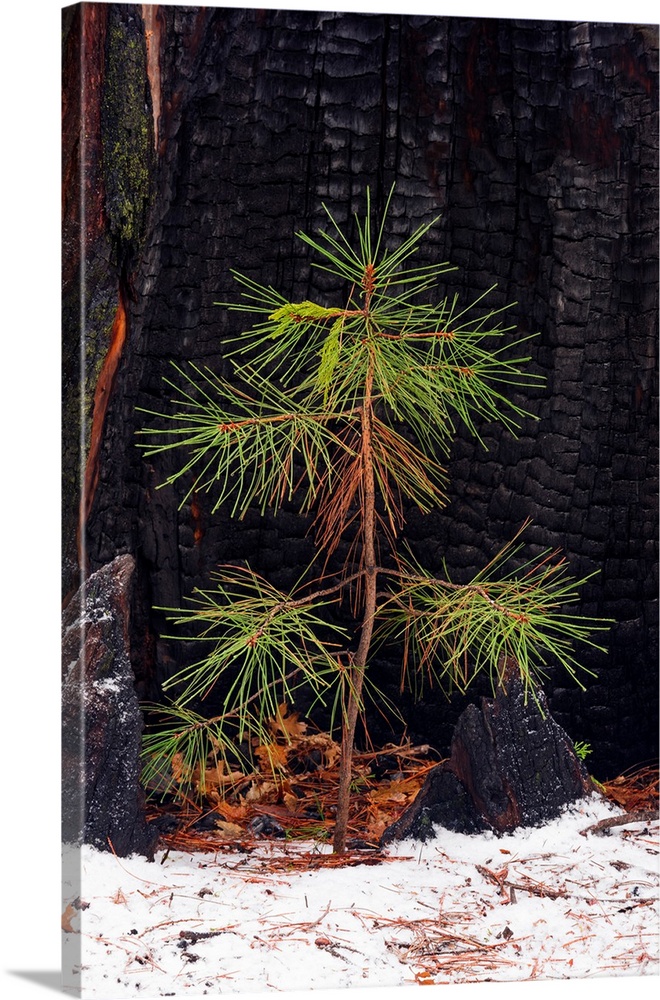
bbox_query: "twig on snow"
[476,863,565,900]
[580,809,659,837]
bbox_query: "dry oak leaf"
[364,813,391,841]
[269,702,308,741]
[254,742,290,772]
[282,791,300,812]
[206,760,246,786]
[297,732,341,768]
[367,780,416,806]
[214,821,244,840]
[171,751,193,786]
[204,798,251,825]
[244,780,278,804]
[200,762,250,800]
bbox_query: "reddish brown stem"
[333,289,379,854]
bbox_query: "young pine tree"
[138,189,608,853]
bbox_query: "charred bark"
[62,554,157,858]
[63,6,658,777]
[381,672,595,843]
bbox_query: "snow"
[62,794,659,998]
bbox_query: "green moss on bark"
[102,10,154,252]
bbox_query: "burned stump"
[62,553,157,858]
[382,673,595,844]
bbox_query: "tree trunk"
[62,7,658,784]
[381,671,595,843]
[62,554,158,858]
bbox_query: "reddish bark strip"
[79,289,128,567]
[142,4,163,152]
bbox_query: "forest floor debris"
[62,766,659,998]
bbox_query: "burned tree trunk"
[62,554,157,858]
[382,671,595,843]
[62,7,658,782]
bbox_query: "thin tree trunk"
[333,317,378,853]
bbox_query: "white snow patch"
[62,795,659,998]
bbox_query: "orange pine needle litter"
[147,735,658,862]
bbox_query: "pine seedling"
[138,186,610,852]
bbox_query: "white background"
[1,1,656,998]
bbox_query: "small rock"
[248,814,286,838]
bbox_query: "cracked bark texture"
[62,6,658,779]
[62,554,157,857]
[381,672,595,841]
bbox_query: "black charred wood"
[63,7,659,778]
[62,553,157,859]
[381,672,595,843]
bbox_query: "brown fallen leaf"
[214,821,244,840]
[283,791,300,812]
[202,759,246,791]
[269,703,308,741]
[206,799,249,824]
[296,732,341,768]
[244,780,278,803]
[254,742,289,772]
[61,904,78,934]
[171,751,193,787]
